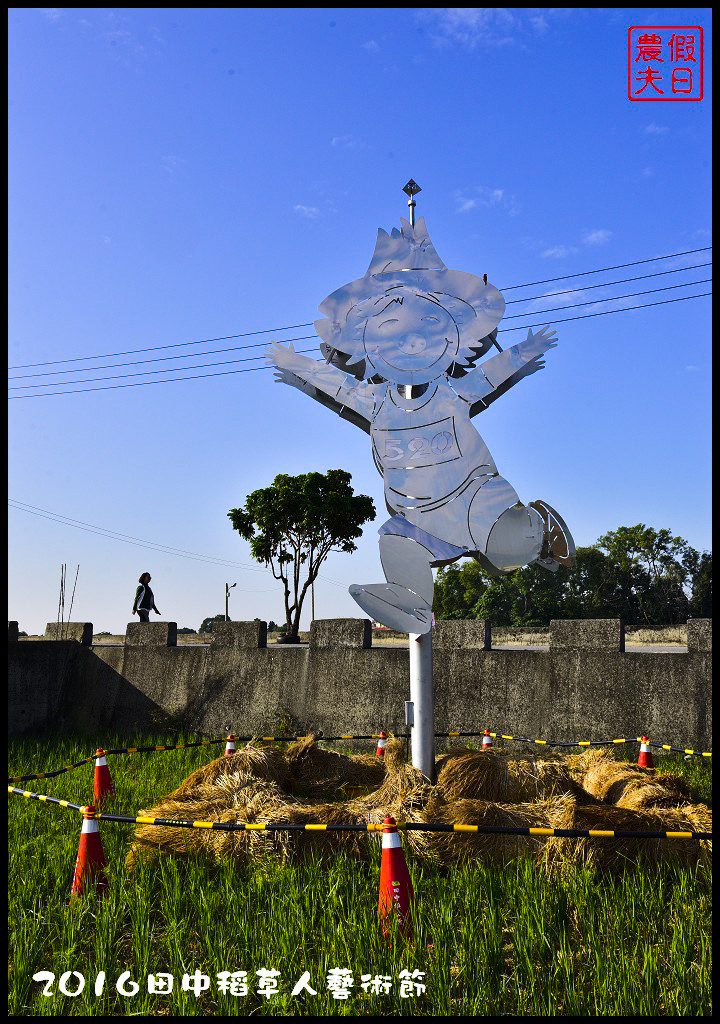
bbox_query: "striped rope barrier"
[440,732,712,757]
[7,788,712,840]
[7,729,711,783]
[7,787,84,811]
[6,734,396,782]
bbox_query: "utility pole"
[225,582,236,621]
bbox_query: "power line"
[8,292,712,397]
[8,500,272,573]
[8,334,318,380]
[8,291,711,398]
[504,260,712,305]
[8,346,320,389]
[499,245,711,291]
[497,290,711,334]
[8,500,349,589]
[9,262,711,381]
[8,245,710,370]
[7,322,317,370]
[501,277,710,321]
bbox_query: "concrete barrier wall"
[7,618,712,748]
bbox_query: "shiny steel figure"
[267,216,575,633]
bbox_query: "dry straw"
[127,738,711,874]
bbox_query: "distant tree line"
[198,615,285,634]
[433,524,712,626]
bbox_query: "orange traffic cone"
[638,736,654,769]
[482,730,493,749]
[375,731,388,758]
[378,816,414,942]
[93,749,115,807]
[71,806,107,897]
[224,734,236,756]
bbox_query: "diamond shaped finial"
[402,179,422,198]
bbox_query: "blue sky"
[8,8,712,635]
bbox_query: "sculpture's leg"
[467,476,542,570]
[467,477,576,573]
[349,533,434,634]
[484,506,545,571]
[528,500,576,570]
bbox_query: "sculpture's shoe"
[349,583,433,635]
[529,500,576,570]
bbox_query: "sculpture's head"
[315,218,505,386]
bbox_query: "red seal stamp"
[628,26,703,101]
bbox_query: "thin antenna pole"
[67,564,80,624]
[59,563,66,638]
[56,564,63,632]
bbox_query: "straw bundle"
[348,739,433,822]
[283,736,386,798]
[172,743,291,798]
[434,748,593,804]
[565,748,693,808]
[410,793,576,864]
[541,799,711,873]
[128,778,372,867]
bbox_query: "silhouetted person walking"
[133,572,160,623]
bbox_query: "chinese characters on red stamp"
[628,26,703,101]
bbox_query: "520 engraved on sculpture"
[378,425,457,467]
[267,216,575,634]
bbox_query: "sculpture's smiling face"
[361,291,459,385]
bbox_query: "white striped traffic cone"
[71,806,107,897]
[482,730,493,749]
[378,816,414,942]
[375,731,388,758]
[93,748,115,807]
[224,734,236,756]
[638,736,654,769]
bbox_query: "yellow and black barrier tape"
[6,734,393,782]
[7,729,711,784]
[7,788,712,840]
[7,787,84,811]
[440,731,711,758]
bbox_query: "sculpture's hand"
[520,326,557,360]
[518,354,546,379]
[265,340,301,370]
[273,367,316,397]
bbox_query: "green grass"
[8,732,712,1016]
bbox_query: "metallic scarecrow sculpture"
[267,213,575,634]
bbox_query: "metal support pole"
[409,629,435,783]
[402,179,421,229]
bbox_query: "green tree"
[228,469,375,639]
[685,549,712,618]
[595,524,690,624]
[433,560,488,619]
[199,614,227,634]
[433,525,710,626]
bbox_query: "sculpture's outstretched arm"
[266,342,375,433]
[452,327,557,416]
[480,326,557,389]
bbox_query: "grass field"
[8,732,712,1016]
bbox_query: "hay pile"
[565,748,693,809]
[434,747,594,804]
[127,738,711,873]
